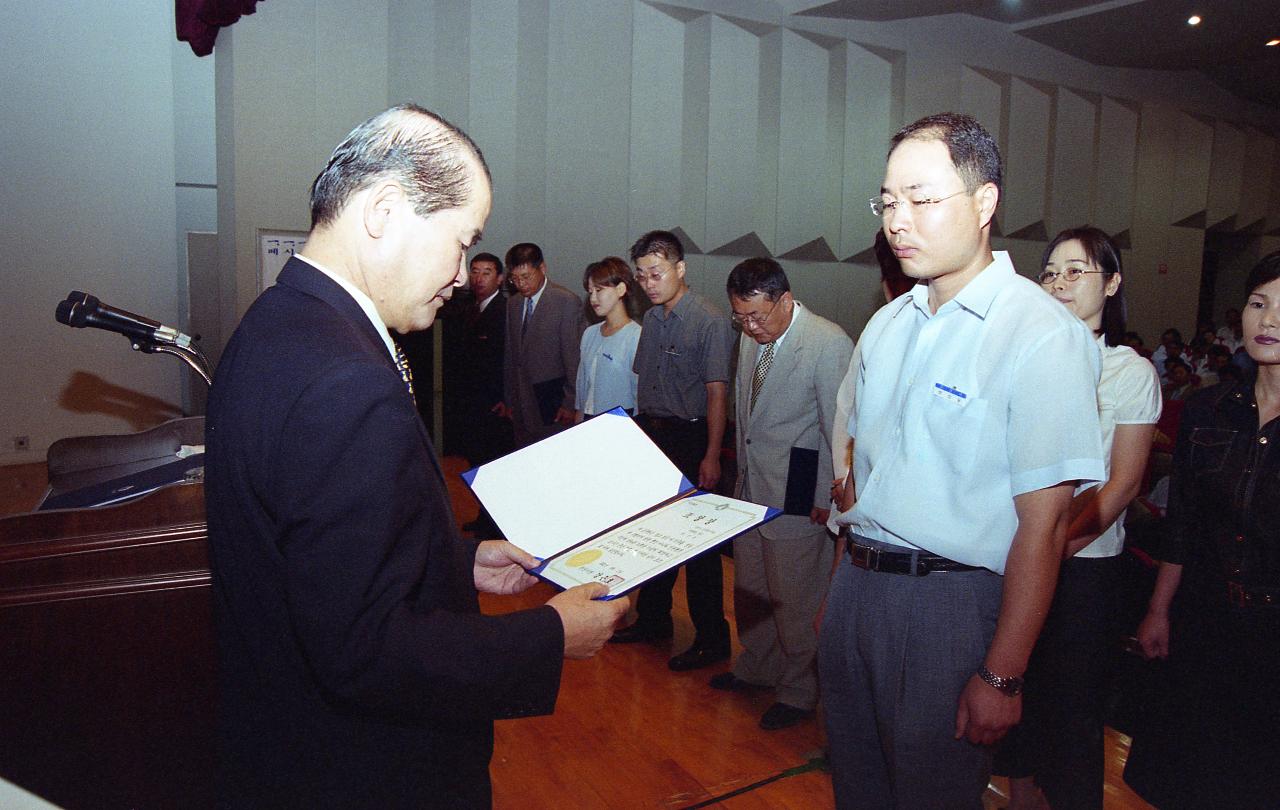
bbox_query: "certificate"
[463,409,780,598]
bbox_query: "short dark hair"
[470,252,503,275]
[726,257,790,302]
[1043,226,1127,347]
[505,243,544,270]
[308,104,489,231]
[1245,250,1280,297]
[890,112,1002,195]
[630,230,684,264]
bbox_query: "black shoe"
[668,641,731,672]
[709,672,766,692]
[758,702,811,731]
[609,620,674,644]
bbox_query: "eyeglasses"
[731,296,781,329]
[634,268,668,284]
[1037,267,1106,286]
[869,189,967,218]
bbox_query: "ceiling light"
[1187,15,1201,25]
[1267,38,1280,47]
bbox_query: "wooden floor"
[0,459,1154,809]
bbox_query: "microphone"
[55,291,194,349]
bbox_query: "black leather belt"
[1227,581,1280,609]
[847,540,980,576]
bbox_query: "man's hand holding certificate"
[463,409,780,599]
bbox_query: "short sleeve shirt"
[575,320,641,415]
[847,252,1106,574]
[1076,339,1162,558]
[633,289,733,420]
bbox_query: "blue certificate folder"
[462,407,781,599]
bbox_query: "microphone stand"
[132,336,213,387]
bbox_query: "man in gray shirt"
[610,230,736,672]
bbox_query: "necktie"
[750,341,774,413]
[393,343,417,406]
[522,296,533,336]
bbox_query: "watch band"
[977,665,1024,696]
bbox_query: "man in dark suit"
[456,252,512,535]
[205,104,626,809]
[500,243,586,447]
[456,253,511,462]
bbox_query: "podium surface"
[0,481,213,810]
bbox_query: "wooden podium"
[0,433,214,808]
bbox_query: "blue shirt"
[576,320,641,415]
[848,252,1105,573]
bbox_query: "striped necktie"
[750,341,774,413]
[393,343,417,406]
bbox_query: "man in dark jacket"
[205,104,625,809]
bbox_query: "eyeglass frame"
[634,267,670,284]
[1036,267,1108,286]
[869,189,969,219]
[730,294,784,329]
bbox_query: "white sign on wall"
[258,229,308,292]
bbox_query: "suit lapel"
[275,257,446,484]
[750,306,807,422]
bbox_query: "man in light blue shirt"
[818,113,1105,809]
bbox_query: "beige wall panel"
[1094,97,1139,238]
[1003,78,1052,240]
[1236,128,1274,232]
[840,43,898,260]
[776,29,836,256]
[1048,88,1097,235]
[544,0,633,279]
[1206,120,1246,230]
[704,16,765,252]
[1170,111,1213,226]
[462,0,522,258]
[679,14,712,249]
[628,2,688,242]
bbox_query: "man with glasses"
[610,229,736,672]
[818,113,1104,808]
[500,242,586,447]
[712,257,851,730]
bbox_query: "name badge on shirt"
[933,382,968,406]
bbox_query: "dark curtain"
[176,0,262,57]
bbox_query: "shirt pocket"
[922,392,989,474]
[1187,427,1236,475]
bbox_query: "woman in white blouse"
[575,257,642,420]
[994,227,1161,810]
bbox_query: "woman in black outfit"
[1124,251,1280,808]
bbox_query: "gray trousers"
[818,540,1003,809]
[731,518,835,709]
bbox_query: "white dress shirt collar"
[296,254,398,362]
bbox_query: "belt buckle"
[850,543,881,572]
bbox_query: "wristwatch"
[977,665,1024,697]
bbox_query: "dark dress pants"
[631,415,729,644]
